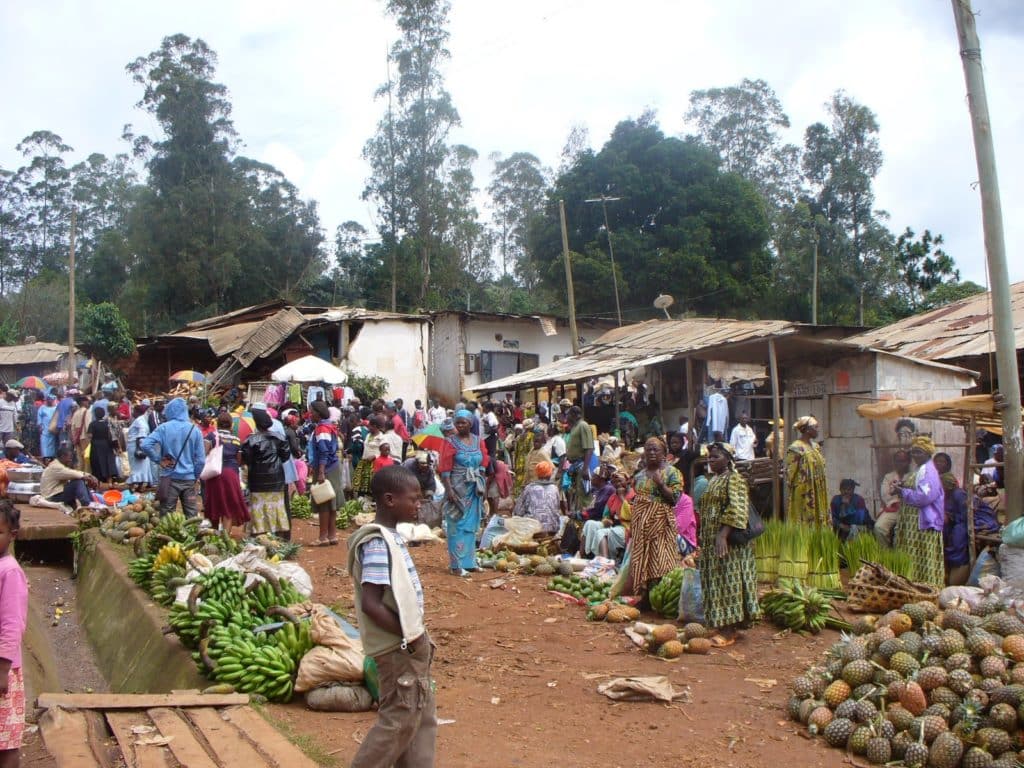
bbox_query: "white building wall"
[346,320,430,403]
[427,313,464,406]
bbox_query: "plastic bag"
[492,516,541,548]
[999,543,1024,589]
[677,567,705,624]
[1003,517,1024,548]
[580,556,618,584]
[968,550,1001,587]
[479,515,507,550]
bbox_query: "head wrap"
[940,472,958,491]
[454,409,473,420]
[415,451,430,464]
[441,418,455,432]
[522,418,534,430]
[595,463,615,480]
[794,415,818,433]
[911,435,936,455]
[644,435,667,452]
[252,409,273,431]
[141,398,151,406]
[711,440,736,457]
[328,406,341,423]
[535,460,555,479]
[840,478,859,490]
[4,439,23,450]
[311,401,330,420]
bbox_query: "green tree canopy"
[78,302,135,364]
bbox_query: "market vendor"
[829,479,872,541]
[892,435,945,588]
[401,451,437,497]
[941,471,970,586]
[511,460,561,535]
[40,444,97,509]
[3,440,35,466]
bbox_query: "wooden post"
[67,209,77,384]
[613,370,620,438]
[811,237,819,326]
[768,339,782,520]
[952,0,1023,522]
[967,414,977,563]
[558,200,580,354]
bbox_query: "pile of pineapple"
[789,597,1024,767]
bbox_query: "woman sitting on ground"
[511,460,561,535]
[581,470,633,560]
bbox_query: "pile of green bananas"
[150,563,187,606]
[337,499,364,529]
[649,567,685,619]
[760,581,851,633]
[206,632,298,701]
[128,554,157,589]
[195,568,247,607]
[290,494,313,519]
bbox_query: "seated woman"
[511,460,561,535]
[830,478,873,541]
[581,471,633,559]
[580,464,615,523]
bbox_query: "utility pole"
[951,0,1022,521]
[559,200,580,354]
[67,209,77,384]
[811,237,819,325]
[584,195,623,326]
[386,47,398,312]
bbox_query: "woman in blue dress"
[36,393,58,461]
[438,409,490,577]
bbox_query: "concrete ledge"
[77,530,206,693]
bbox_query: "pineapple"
[929,731,965,768]
[886,703,916,732]
[823,717,856,748]
[682,622,706,640]
[967,630,1001,659]
[914,714,949,745]
[807,706,834,734]
[891,729,914,760]
[843,660,875,687]
[918,665,949,691]
[903,602,928,627]
[792,674,815,699]
[940,629,968,658]
[824,679,852,708]
[848,725,872,755]
[878,637,906,659]
[988,702,1017,732]
[786,695,803,722]
[975,727,1013,757]
[948,668,975,695]
[904,736,929,767]
[853,699,878,724]
[980,655,1008,680]
[1002,634,1024,662]
[900,681,928,716]
[885,611,913,636]
[891,651,921,677]
[986,613,1024,638]
[943,608,977,633]
[865,735,891,765]
[929,685,961,708]
[834,699,858,720]
[798,698,821,725]
[851,615,878,635]
[923,703,951,720]
[902,631,923,659]
[945,652,974,672]
[1009,664,1024,684]
[963,746,996,768]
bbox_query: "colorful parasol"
[233,411,256,441]
[170,370,206,383]
[15,376,47,390]
[411,423,447,453]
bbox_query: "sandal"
[312,539,331,547]
[450,568,471,578]
[328,539,339,546]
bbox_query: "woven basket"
[845,561,940,613]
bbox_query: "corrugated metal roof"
[233,307,308,366]
[845,281,1024,361]
[0,342,73,366]
[168,321,265,357]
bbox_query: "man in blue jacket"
[142,398,205,517]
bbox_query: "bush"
[345,370,389,403]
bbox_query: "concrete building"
[427,311,614,406]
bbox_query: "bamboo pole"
[768,339,782,519]
[951,0,1023,522]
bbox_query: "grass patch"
[252,702,340,767]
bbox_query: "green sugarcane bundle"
[777,523,811,583]
[841,532,881,577]
[753,519,783,583]
[807,527,841,590]
[877,548,914,580]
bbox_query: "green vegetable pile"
[338,499,365,528]
[545,574,611,603]
[290,494,313,519]
[649,567,685,619]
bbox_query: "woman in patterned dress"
[892,435,945,588]
[438,410,490,577]
[627,437,683,602]
[697,442,761,636]
[785,415,829,526]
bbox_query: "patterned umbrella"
[15,376,47,390]
[170,370,206,383]
[411,423,447,453]
[233,411,256,441]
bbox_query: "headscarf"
[940,472,958,491]
[911,435,936,455]
[710,440,736,461]
[252,409,273,431]
[454,409,473,420]
[644,435,667,452]
[441,418,455,432]
[311,401,330,420]
[535,460,555,479]
[794,415,818,433]
[93,405,106,420]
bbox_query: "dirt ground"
[271,518,845,768]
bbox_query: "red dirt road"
[273,520,843,767]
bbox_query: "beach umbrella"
[170,370,206,383]
[15,376,47,390]
[233,411,256,441]
[411,423,447,453]
[270,355,346,385]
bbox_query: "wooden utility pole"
[768,339,782,519]
[811,238,819,325]
[951,0,1023,521]
[559,200,580,354]
[584,195,623,326]
[67,209,77,384]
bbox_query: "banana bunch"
[760,581,850,633]
[273,619,313,662]
[153,542,187,571]
[649,567,685,619]
[195,568,246,607]
[128,554,157,589]
[146,512,199,553]
[337,499,364,529]
[209,633,297,702]
[150,563,187,606]
[245,580,281,616]
[169,602,204,647]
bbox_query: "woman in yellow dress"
[785,415,828,526]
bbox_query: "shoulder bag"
[200,431,223,481]
[723,470,765,547]
[157,425,196,504]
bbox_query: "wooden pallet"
[38,692,319,768]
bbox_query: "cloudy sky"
[2,0,1021,286]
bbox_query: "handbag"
[134,438,148,460]
[200,431,223,481]
[48,409,59,435]
[157,425,196,504]
[726,501,765,547]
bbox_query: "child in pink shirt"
[0,500,28,767]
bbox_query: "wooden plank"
[220,706,321,768]
[39,707,104,768]
[37,692,249,709]
[184,707,271,767]
[146,708,219,768]
[83,710,119,768]
[106,711,173,768]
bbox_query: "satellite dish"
[653,293,674,319]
